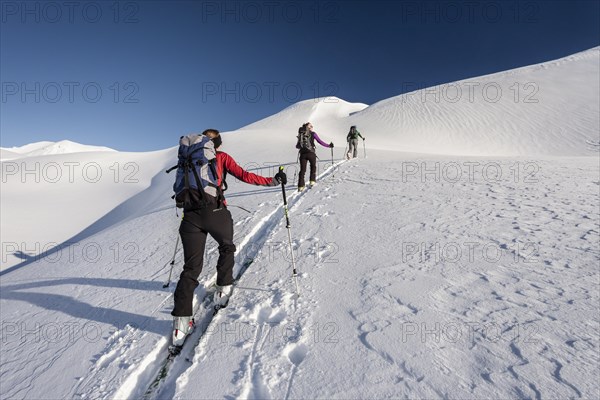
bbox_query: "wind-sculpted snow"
[1,151,598,399]
[0,140,116,159]
[242,47,600,157]
[348,47,599,156]
[172,154,598,399]
[0,148,177,271]
[239,97,369,132]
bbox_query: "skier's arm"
[312,131,330,148]
[220,152,273,186]
[358,131,364,139]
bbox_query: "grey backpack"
[296,125,314,151]
[167,134,220,210]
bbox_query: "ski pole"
[279,166,300,297]
[363,139,367,158]
[228,204,252,213]
[293,151,299,185]
[163,234,180,288]
[330,146,335,178]
[331,147,334,168]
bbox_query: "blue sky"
[1,0,599,151]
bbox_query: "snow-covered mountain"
[240,47,599,157]
[348,47,599,156]
[0,140,116,159]
[0,48,598,400]
[0,148,175,271]
[0,148,21,159]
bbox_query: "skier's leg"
[172,212,207,316]
[298,153,308,188]
[352,139,358,158]
[207,207,236,286]
[308,152,317,182]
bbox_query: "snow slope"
[242,47,600,157]
[0,148,20,160]
[0,148,175,271]
[347,47,600,156]
[1,141,55,156]
[1,154,598,399]
[0,47,599,399]
[240,96,369,136]
[0,140,116,159]
[0,47,600,269]
[171,154,599,400]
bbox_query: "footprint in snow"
[285,343,308,366]
[252,305,288,325]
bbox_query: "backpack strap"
[208,159,225,209]
[188,156,209,207]
[220,169,229,192]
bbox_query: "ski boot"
[214,284,233,309]
[171,316,195,351]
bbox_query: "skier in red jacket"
[171,129,286,347]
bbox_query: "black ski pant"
[348,139,359,158]
[172,203,236,316]
[298,151,317,188]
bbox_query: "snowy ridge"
[347,47,600,156]
[0,148,21,160]
[240,97,369,131]
[1,141,55,154]
[238,47,599,157]
[0,140,116,159]
[0,148,176,271]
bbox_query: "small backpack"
[296,124,314,151]
[167,134,220,210]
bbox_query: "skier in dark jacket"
[346,125,365,159]
[296,122,333,191]
[171,129,286,347]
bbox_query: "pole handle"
[279,166,288,206]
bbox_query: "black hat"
[212,135,222,149]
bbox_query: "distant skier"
[296,122,334,191]
[346,125,365,159]
[171,129,287,347]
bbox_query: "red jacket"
[215,152,273,197]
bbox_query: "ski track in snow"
[170,156,598,400]
[1,154,597,400]
[110,160,347,400]
[1,154,598,399]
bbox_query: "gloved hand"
[363,138,366,141]
[270,170,287,186]
[329,142,334,148]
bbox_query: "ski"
[142,258,254,399]
[213,257,254,314]
[142,287,215,399]
[142,160,340,398]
